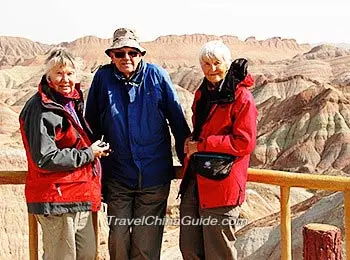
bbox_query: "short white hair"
[45,47,78,75]
[199,40,231,66]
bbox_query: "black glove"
[211,58,248,104]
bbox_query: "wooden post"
[303,223,342,260]
[28,213,38,260]
[280,186,292,260]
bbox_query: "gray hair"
[45,47,78,75]
[199,40,231,66]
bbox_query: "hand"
[184,136,192,155]
[91,140,111,159]
[186,140,198,158]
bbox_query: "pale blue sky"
[1,0,349,44]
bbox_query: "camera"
[98,141,113,153]
[98,141,108,148]
[97,135,112,153]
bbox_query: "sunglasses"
[112,51,140,58]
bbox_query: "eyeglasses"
[112,51,140,59]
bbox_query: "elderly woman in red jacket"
[179,40,258,260]
[19,48,110,259]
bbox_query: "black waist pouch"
[191,152,236,180]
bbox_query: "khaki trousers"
[36,211,96,260]
[180,180,240,260]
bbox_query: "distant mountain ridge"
[0,36,51,68]
[312,42,350,50]
[0,34,312,69]
[335,43,350,49]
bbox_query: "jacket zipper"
[55,184,62,196]
[42,100,91,144]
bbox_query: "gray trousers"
[180,180,240,260]
[106,179,170,260]
[36,211,96,260]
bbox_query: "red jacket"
[19,78,101,213]
[183,74,257,209]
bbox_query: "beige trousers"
[180,180,240,260]
[35,211,96,260]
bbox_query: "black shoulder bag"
[191,152,236,180]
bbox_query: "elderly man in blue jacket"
[85,28,190,260]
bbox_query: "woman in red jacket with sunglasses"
[179,40,258,260]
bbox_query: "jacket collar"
[113,60,145,87]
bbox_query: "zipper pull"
[55,184,62,196]
[92,163,98,176]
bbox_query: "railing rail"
[1,168,350,260]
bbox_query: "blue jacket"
[85,62,190,189]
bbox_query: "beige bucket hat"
[105,28,146,56]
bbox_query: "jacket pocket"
[52,181,90,201]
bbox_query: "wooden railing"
[247,168,350,260]
[1,168,350,260]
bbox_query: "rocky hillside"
[235,191,345,259]
[1,33,350,259]
[253,84,350,175]
[0,36,51,68]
